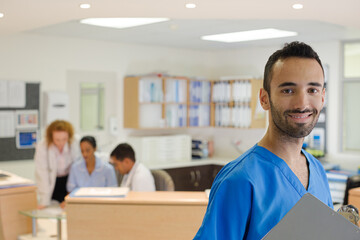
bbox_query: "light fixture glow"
[185,3,196,9]
[201,28,298,43]
[80,18,170,29]
[0,13,4,18]
[292,4,303,9]
[80,3,91,9]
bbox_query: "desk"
[0,185,37,240]
[66,191,208,240]
[348,187,360,209]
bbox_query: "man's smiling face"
[267,57,325,138]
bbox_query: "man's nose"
[292,91,309,110]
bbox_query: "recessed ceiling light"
[292,4,303,9]
[80,18,170,29]
[185,3,196,9]
[80,3,91,9]
[201,28,298,43]
[0,13,4,18]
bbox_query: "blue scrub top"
[67,156,118,193]
[194,144,333,240]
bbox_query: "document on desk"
[0,170,34,188]
[262,193,360,240]
[73,187,130,198]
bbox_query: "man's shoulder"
[218,145,269,180]
[228,145,268,167]
[134,163,153,177]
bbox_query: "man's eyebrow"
[277,82,296,88]
[308,82,323,87]
[277,82,323,88]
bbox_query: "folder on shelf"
[262,193,360,240]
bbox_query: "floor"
[18,219,68,240]
[18,204,68,240]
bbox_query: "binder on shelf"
[165,78,187,103]
[139,77,163,103]
[262,193,360,240]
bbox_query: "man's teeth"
[292,115,308,119]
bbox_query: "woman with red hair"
[34,120,80,209]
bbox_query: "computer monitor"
[16,129,38,149]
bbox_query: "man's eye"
[282,89,293,94]
[308,88,319,93]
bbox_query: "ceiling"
[1,0,360,50]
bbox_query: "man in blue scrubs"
[194,42,333,240]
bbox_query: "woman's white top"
[34,139,80,206]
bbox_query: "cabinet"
[189,80,212,127]
[66,192,207,240]
[164,164,224,191]
[124,76,189,129]
[0,186,37,240]
[124,76,265,129]
[212,78,266,128]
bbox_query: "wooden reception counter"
[0,185,37,240]
[66,191,208,240]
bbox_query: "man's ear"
[259,88,270,110]
[321,87,326,109]
[123,157,133,166]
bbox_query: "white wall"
[0,33,358,180]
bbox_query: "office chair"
[151,169,175,191]
[343,175,360,205]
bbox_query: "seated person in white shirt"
[67,136,117,193]
[110,143,155,191]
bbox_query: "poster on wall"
[15,110,39,129]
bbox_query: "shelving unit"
[124,76,265,129]
[212,78,265,128]
[124,76,189,129]
[188,80,212,127]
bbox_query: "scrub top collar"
[254,144,312,196]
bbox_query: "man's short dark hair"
[263,41,324,96]
[110,143,136,162]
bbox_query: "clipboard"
[262,193,360,240]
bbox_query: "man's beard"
[270,100,319,138]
